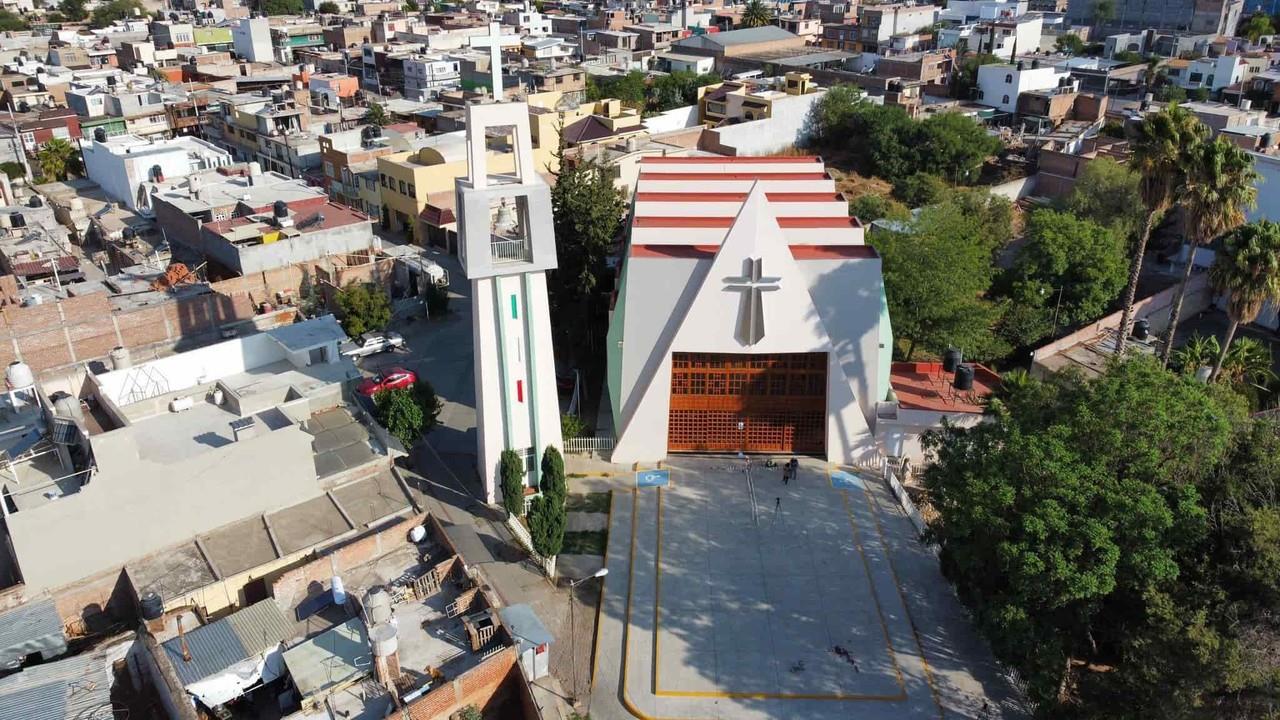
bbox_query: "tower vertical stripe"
[510,294,519,319]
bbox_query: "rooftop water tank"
[109,346,131,370]
[5,361,33,391]
[140,592,163,621]
[942,347,963,373]
[331,575,346,606]
[954,364,975,392]
[366,586,393,626]
[1132,318,1150,341]
[370,622,398,657]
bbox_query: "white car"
[341,331,406,358]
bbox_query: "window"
[407,183,415,196]
[380,173,387,187]
[978,90,985,99]
[1002,94,1009,104]
[398,180,406,194]
[1004,73,1012,83]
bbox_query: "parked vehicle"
[341,331,406,357]
[356,367,417,396]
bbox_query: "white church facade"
[606,156,894,465]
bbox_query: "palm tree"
[1161,137,1259,365]
[738,0,772,28]
[1220,336,1276,387]
[37,137,75,181]
[1208,221,1280,382]
[1114,103,1209,356]
[1171,333,1220,375]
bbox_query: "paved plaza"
[590,457,1025,720]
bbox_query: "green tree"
[317,0,337,11]
[1092,0,1116,26]
[500,449,525,517]
[847,193,909,223]
[915,111,1002,184]
[586,71,647,107]
[36,137,74,181]
[0,161,24,180]
[1242,12,1275,43]
[335,281,391,337]
[950,52,1000,100]
[457,705,482,720]
[870,198,1002,360]
[402,0,418,9]
[1114,103,1209,356]
[0,10,28,30]
[648,70,720,113]
[1064,157,1144,245]
[1113,49,1143,64]
[363,102,390,127]
[259,0,303,13]
[548,156,626,363]
[1006,209,1128,327]
[88,0,143,28]
[1055,33,1085,55]
[561,413,586,439]
[892,171,947,207]
[1219,336,1276,388]
[922,356,1246,711]
[529,445,567,557]
[1208,221,1280,381]
[802,84,863,147]
[738,0,772,28]
[373,380,442,448]
[1163,137,1258,365]
[56,0,85,20]
[1170,332,1219,375]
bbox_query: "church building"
[606,156,893,465]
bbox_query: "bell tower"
[455,101,562,504]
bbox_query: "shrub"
[335,282,390,337]
[500,449,525,517]
[528,494,566,557]
[372,379,442,449]
[560,412,587,439]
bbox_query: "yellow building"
[697,72,818,126]
[376,91,587,253]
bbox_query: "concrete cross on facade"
[469,22,521,101]
[725,257,780,346]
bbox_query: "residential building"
[876,361,1000,465]
[271,24,327,64]
[873,50,953,86]
[233,17,274,63]
[403,54,462,101]
[776,14,824,41]
[1066,0,1243,35]
[855,3,939,53]
[151,21,195,50]
[626,22,682,51]
[309,72,361,109]
[1166,54,1250,95]
[974,59,1073,113]
[656,51,717,74]
[820,22,859,52]
[0,107,82,153]
[194,27,235,53]
[562,98,647,150]
[521,37,576,61]
[698,72,820,126]
[670,25,807,68]
[81,133,233,213]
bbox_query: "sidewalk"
[398,440,593,720]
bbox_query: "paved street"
[361,245,603,719]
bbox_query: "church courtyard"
[589,456,1023,720]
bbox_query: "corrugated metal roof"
[162,600,294,686]
[691,25,796,47]
[0,598,66,669]
[0,645,114,720]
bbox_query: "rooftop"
[888,361,999,414]
[161,599,294,686]
[683,25,797,46]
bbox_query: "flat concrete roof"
[200,516,278,578]
[269,494,351,556]
[282,618,370,699]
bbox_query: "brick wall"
[405,646,519,720]
[270,512,425,609]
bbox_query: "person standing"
[789,457,799,482]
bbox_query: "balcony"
[490,236,532,264]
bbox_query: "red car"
[357,368,417,396]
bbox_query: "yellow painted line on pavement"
[590,488,615,690]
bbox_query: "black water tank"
[273,199,288,218]
[10,213,25,229]
[954,364,975,392]
[1133,318,1150,341]
[140,591,163,620]
[93,127,107,143]
[943,347,963,373]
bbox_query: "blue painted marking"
[830,470,864,491]
[636,469,670,488]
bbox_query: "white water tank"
[169,396,194,412]
[366,586,393,626]
[6,361,34,391]
[408,525,426,543]
[109,346,131,370]
[331,575,346,605]
[370,623,398,657]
